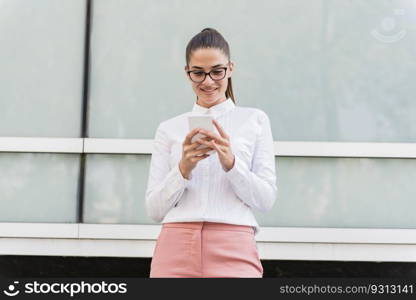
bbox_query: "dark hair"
[185,28,235,103]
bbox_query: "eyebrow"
[190,64,226,70]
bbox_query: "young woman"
[145,28,277,278]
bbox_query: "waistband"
[162,221,255,234]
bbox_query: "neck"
[196,95,227,108]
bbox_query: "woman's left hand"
[196,119,235,172]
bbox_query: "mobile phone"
[188,115,215,153]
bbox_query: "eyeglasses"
[187,67,228,83]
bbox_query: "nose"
[201,73,215,85]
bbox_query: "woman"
[145,28,277,278]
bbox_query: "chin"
[199,94,220,103]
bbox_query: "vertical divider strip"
[77,0,93,223]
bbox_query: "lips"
[201,87,218,94]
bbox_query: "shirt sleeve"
[224,111,277,212]
[145,124,190,222]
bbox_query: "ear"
[228,61,235,77]
[184,65,190,79]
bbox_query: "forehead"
[189,48,228,68]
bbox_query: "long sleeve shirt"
[145,98,277,235]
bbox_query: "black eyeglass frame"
[186,67,228,83]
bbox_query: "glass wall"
[0,0,85,222]
[1,0,415,228]
[256,157,416,228]
[84,155,416,228]
[0,153,80,222]
[0,0,85,138]
[83,154,152,224]
[88,0,416,141]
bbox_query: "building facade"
[1,0,415,277]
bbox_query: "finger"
[186,137,213,152]
[197,146,214,155]
[195,138,211,147]
[198,129,227,146]
[186,140,207,151]
[190,154,210,162]
[183,128,201,145]
[198,138,220,154]
[200,136,212,142]
[197,135,229,148]
[212,119,229,139]
[190,146,213,157]
[211,139,222,153]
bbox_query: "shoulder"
[157,111,191,132]
[233,106,270,123]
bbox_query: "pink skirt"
[149,221,263,278]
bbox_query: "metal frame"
[1,137,416,261]
[2,223,416,243]
[1,137,415,158]
[1,223,416,261]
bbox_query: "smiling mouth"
[201,88,218,93]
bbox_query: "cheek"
[219,79,228,90]
[191,83,199,91]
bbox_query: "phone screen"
[188,115,214,150]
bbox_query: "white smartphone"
[188,115,215,153]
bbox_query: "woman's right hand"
[179,128,213,179]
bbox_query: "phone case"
[188,115,215,153]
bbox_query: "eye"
[191,71,204,76]
[211,70,224,75]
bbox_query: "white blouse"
[145,98,277,235]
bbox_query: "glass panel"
[316,0,416,142]
[235,0,416,142]
[83,154,152,224]
[255,157,416,228]
[0,0,85,137]
[85,154,416,228]
[0,153,80,222]
[89,0,193,139]
[89,0,416,142]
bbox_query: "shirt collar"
[191,97,235,118]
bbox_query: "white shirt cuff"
[224,154,248,182]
